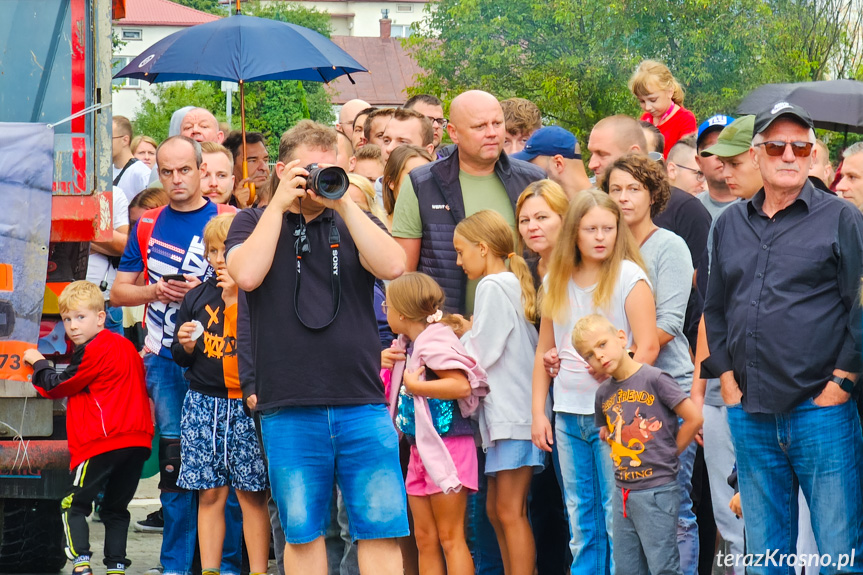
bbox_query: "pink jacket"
[385,322,488,493]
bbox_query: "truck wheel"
[0,499,67,573]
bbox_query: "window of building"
[111,57,141,88]
[390,24,413,37]
[122,29,142,40]
[396,4,413,12]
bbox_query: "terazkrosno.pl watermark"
[717,549,856,571]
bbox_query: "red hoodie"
[31,329,154,469]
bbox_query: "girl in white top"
[531,190,658,575]
[453,210,542,575]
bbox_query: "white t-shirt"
[113,159,152,202]
[551,259,650,415]
[86,188,129,298]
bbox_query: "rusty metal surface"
[0,439,70,473]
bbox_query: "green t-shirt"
[391,170,515,314]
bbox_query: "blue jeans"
[555,413,614,575]
[260,404,409,544]
[221,488,243,575]
[728,398,863,575]
[143,353,197,575]
[104,304,124,336]
[468,447,504,574]
[676,431,699,575]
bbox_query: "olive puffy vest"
[409,151,545,314]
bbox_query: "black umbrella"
[738,80,863,143]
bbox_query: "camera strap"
[293,207,342,331]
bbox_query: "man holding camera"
[225,122,408,575]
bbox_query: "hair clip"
[426,309,443,323]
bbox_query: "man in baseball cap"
[694,115,736,221]
[702,98,863,569]
[704,115,762,201]
[512,125,591,198]
[752,101,814,134]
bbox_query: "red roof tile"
[327,36,424,106]
[114,0,221,27]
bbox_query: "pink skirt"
[405,435,478,496]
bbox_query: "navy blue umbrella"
[114,13,367,202]
[114,14,366,84]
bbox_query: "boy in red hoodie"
[23,280,154,575]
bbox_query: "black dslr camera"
[305,164,349,200]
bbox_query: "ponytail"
[507,252,537,323]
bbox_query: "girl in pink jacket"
[383,272,487,575]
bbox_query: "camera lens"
[306,164,349,200]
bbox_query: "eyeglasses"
[675,164,705,182]
[426,116,448,128]
[381,301,389,313]
[754,141,814,158]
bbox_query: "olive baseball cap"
[703,115,756,158]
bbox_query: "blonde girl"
[628,60,697,157]
[454,210,544,575]
[531,190,658,575]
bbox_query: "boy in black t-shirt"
[573,314,702,575]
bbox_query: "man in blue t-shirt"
[111,135,226,575]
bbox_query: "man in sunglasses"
[703,102,863,564]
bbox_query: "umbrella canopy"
[114,14,367,84]
[113,13,367,205]
[738,80,863,135]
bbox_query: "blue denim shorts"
[485,439,547,476]
[260,404,409,544]
[178,390,268,492]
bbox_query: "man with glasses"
[405,94,447,149]
[336,99,371,137]
[703,102,863,566]
[667,135,706,196]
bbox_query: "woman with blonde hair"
[531,190,658,574]
[516,179,569,279]
[628,60,697,157]
[131,135,158,168]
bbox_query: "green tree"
[172,0,224,16]
[132,2,335,154]
[406,0,861,141]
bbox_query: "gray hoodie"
[461,272,540,448]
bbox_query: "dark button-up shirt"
[703,181,863,413]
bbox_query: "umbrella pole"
[240,80,255,205]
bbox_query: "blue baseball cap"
[696,115,734,152]
[511,126,581,162]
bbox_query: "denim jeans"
[143,353,197,575]
[555,412,614,575]
[104,304,124,336]
[467,447,504,574]
[260,405,409,543]
[221,488,243,575]
[701,405,745,575]
[612,482,682,575]
[727,398,863,575]
[676,432,699,575]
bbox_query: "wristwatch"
[830,374,856,393]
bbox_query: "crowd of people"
[24,58,863,575]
